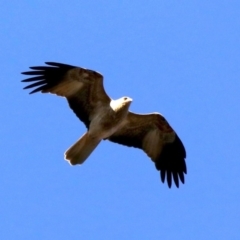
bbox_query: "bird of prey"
[21,62,187,188]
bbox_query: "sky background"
[1,1,240,239]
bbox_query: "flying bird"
[21,62,187,188]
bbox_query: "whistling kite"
[22,62,186,188]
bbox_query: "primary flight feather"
[22,62,187,188]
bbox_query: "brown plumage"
[21,62,187,188]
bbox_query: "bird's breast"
[88,107,127,139]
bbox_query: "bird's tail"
[64,132,101,165]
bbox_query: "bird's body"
[89,97,132,139]
[22,62,187,188]
[66,96,132,164]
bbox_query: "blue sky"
[1,1,240,239]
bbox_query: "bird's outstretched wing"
[21,62,111,128]
[108,112,187,188]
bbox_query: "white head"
[120,96,133,105]
[110,96,133,112]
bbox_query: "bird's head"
[110,96,132,112]
[119,97,133,110]
[121,96,133,105]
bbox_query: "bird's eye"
[124,97,128,101]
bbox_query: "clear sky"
[1,1,240,239]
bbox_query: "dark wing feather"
[22,62,110,128]
[22,62,76,93]
[108,112,186,188]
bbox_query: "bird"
[21,62,187,188]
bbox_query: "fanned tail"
[65,132,101,165]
